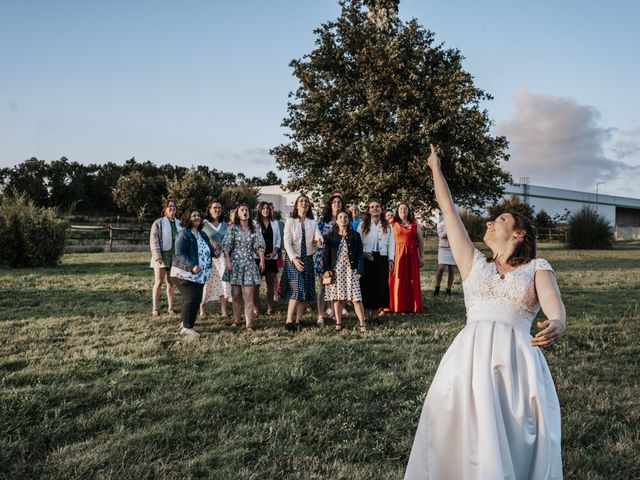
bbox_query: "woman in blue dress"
[281,194,323,331]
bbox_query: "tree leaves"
[272,0,511,214]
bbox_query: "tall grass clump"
[0,191,68,267]
[567,207,614,249]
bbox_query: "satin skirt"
[405,317,562,479]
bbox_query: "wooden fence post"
[108,226,113,253]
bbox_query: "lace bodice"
[462,249,554,326]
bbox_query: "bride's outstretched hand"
[427,143,440,170]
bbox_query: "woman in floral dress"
[170,208,213,337]
[322,211,367,331]
[315,193,343,325]
[221,203,265,332]
[200,200,231,317]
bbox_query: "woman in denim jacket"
[170,208,214,337]
[322,211,367,331]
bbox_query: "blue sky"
[1,0,639,197]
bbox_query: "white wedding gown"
[405,249,563,479]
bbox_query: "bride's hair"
[488,210,537,267]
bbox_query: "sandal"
[359,324,367,332]
[317,316,325,327]
[167,309,175,315]
[244,327,254,334]
[335,322,342,332]
[231,321,242,329]
[285,322,294,332]
[151,310,159,317]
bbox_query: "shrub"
[459,209,485,242]
[567,207,614,250]
[534,209,554,231]
[534,209,555,240]
[0,191,68,267]
[487,194,535,222]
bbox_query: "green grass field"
[2,240,639,479]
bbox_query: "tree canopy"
[0,157,281,220]
[272,0,511,214]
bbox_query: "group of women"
[153,150,568,477]
[149,144,567,477]
[149,194,427,335]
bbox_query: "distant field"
[1,240,639,479]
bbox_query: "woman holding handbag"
[322,211,367,331]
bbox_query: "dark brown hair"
[487,210,538,267]
[257,201,272,221]
[161,199,177,217]
[290,194,315,220]
[330,211,353,236]
[234,203,256,233]
[321,194,344,223]
[361,199,389,236]
[394,203,415,223]
[256,201,273,234]
[180,208,204,231]
[205,199,224,222]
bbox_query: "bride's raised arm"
[427,144,475,280]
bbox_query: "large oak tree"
[272,0,511,214]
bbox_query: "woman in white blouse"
[280,194,323,331]
[254,201,282,315]
[357,199,395,321]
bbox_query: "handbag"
[322,270,335,285]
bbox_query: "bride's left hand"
[531,319,565,348]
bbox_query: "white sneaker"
[180,327,200,337]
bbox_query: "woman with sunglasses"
[149,199,181,317]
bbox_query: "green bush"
[567,207,614,250]
[487,194,535,221]
[534,209,554,231]
[0,191,68,267]
[459,209,485,242]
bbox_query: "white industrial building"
[506,182,640,239]
[256,185,300,216]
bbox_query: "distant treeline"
[0,157,282,220]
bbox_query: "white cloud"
[498,91,640,198]
[207,147,278,176]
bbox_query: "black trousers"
[360,252,390,309]
[172,278,204,329]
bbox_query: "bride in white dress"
[405,145,567,479]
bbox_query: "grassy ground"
[1,240,639,479]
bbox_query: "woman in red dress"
[389,203,424,313]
